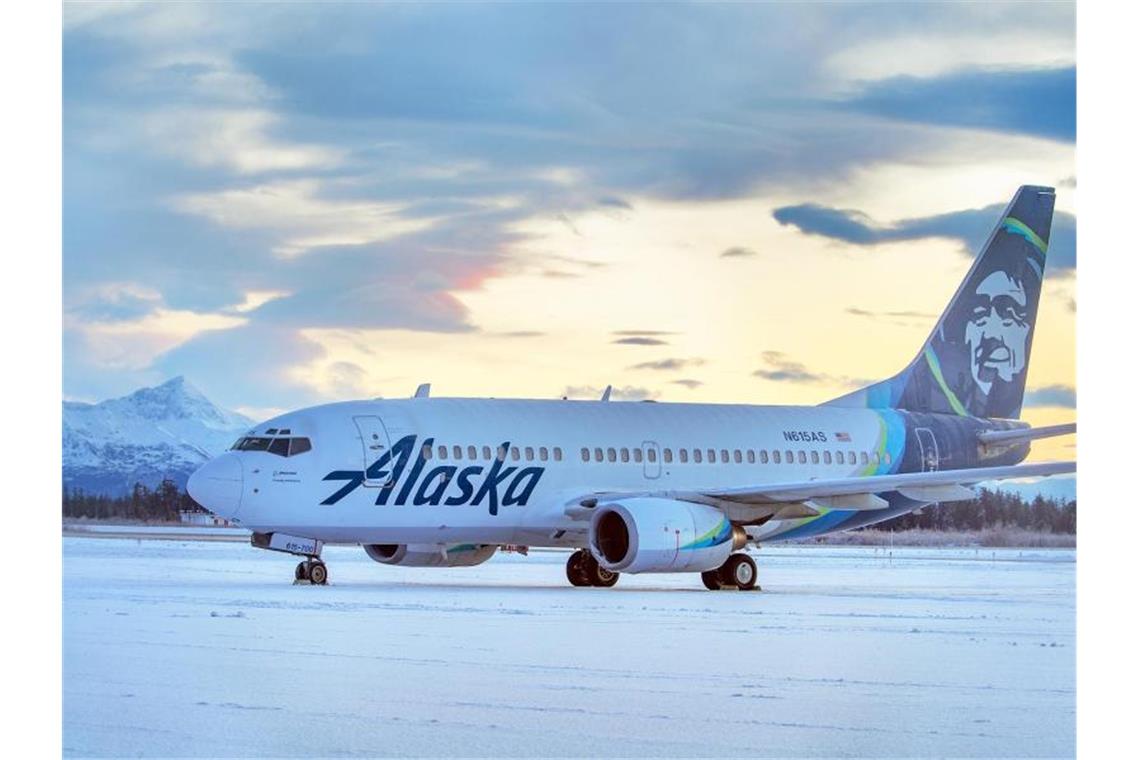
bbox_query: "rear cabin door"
[643,440,661,479]
[353,415,394,487]
[915,427,940,472]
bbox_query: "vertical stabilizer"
[827,185,1055,420]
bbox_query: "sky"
[62,1,1075,464]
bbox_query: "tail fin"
[827,185,1055,420]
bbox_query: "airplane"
[188,185,1076,591]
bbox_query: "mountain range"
[63,377,253,497]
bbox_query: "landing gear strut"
[294,557,328,585]
[566,549,620,588]
[702,553,759,591]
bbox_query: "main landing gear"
[701,553,759,591]
[294,557,328,586]
[566,549,620,588]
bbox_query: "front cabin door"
[353,415,394,487]
[915,427,940,472]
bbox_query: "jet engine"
[589,497,746,573]
[363,543,498,567]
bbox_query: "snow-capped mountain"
[63,377,254,496]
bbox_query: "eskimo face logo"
[321,434,544,515]
[965,270,1029,394]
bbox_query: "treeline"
[63,479,203,522]
[873,487,1076,534]
[63,481,1076,534]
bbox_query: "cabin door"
[915,427,940,472]
[353,415,394,487]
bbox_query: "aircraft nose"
[187,452,244,519]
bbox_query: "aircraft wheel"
[308,561,329,586]
[294,561,309,582]
[701,570,723,591]
[566,550,591,587]
[583,552,620,587]
[725,554,758,591]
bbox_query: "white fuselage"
[210,397,901,547]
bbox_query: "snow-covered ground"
[63,539,1074,758]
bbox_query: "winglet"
[413,383,431,399]
[600,385,613,402]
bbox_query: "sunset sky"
[63,2,1075,463]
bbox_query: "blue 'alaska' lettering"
[321,434,545,513]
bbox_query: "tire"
[308,562,328,585]
[295,561,309,582]
[566,550,591,587]
[727,554,757,591]
[583,552,620,588]
[701,570,723,591]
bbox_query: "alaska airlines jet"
[188,186,1075,590]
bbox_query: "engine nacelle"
[363,543,497,567]
[589,497,746,574]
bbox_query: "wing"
[565,461,1075,522]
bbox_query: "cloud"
[562,385,659,401]
[613,337,669,346]
[844,66,1075,142]
[720,246,756,258]
[773,199,1076,271]
[671,379,703,390]
[629,358,705,371]
[753,351,868,388]
[1023,384,1076,409]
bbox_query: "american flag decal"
[835,432,851,442]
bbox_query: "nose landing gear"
[294,558,328,585]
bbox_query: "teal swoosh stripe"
[1002,217,1048,256]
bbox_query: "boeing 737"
[188,185,1076,590]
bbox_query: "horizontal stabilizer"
[977,422,1075,446]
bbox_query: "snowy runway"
[63,538,1074,757]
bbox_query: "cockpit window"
[231,435,313,457]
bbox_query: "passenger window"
[497,445,507,462]
[438,445,448,460]
[860,452,869,465]
[693,449,703,463]
[525,446,534,461]
[797,450,806,464]
[554,447,563,461]
[664,448,673,464]
[835,450,844,463]
[423,444,433,460]
[733,450,742,464]
[594,447,603,462]
[847,451,856,465]
[785,449,794,463]
[482,445,492,460]
[511,446,520,461]
[679,448,689,463]
[634,449,643,463]
[773,450,781,464]
[884,452,892,465]
[607,447,616,463]
[539,446,548,461]
[464,445,474,460]
[811,451,819,464]
[268,438,290,457]
[453,445,463,460]
[647,448,657,463]
[823,451,832,464]
[581,447,590,462]
[747,450,755,464]
[288,437,311,456]
[620,448,629,463]
[873,452,881,465]
[707,448,716,463]
[760,450,769,464]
